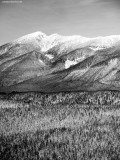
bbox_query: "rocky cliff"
[0,31,120,93]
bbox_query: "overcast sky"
[0,0,120,45]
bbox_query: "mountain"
[0,31,120,93]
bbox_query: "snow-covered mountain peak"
[15,31,46,44]
[1,32,120,92]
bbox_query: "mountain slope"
[0,32,120,92]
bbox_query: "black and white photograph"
[0,0,120,159]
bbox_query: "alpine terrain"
[1,31,120,92]
[1,32,120,160]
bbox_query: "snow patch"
[45,54,54,59]
[38,59,44,64]
[65,59,78,69]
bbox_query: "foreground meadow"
[0,91,120,160]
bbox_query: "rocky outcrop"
[0,31,120,93]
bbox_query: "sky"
[0,0,120,45]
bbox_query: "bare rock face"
[1,31,120,93]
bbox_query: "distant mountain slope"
[0,32,120,92]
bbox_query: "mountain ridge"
[0,31,120,93]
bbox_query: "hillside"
[1,32,120,159]
[1,32,120,92]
